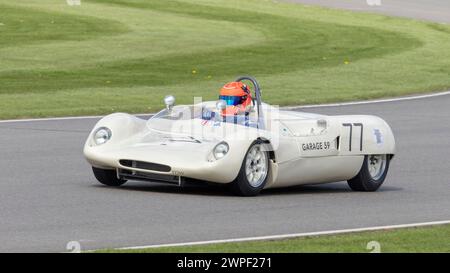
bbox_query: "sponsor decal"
[302,141,331,151]
[373,129,384,145]
[172,170,184,176]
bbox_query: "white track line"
[283,90,450,109]
[1,90,450,124]
[0,114,150,124]
[116,220,450,250]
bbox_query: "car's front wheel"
[231,141,270,196]
[92,167,127,187]
[347,154,390,191]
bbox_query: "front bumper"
[83,141,244,184]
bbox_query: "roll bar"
[235,76,265,129]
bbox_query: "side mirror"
[216,100,227,112]
[164,95,175,111]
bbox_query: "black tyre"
[347,155,390,192]
[92,167,127,187]
[231,141,270,196]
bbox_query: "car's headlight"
[93,127,112,145]
[213,142,229,160]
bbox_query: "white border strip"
[1,90,450,124]
[116,220,450,250]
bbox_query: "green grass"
[0,0,449,119]
[0,4,127,47]
[98,224,450,253]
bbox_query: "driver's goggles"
[219,95,243,106]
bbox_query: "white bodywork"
[84,102,395,188]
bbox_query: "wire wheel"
[367,154,387,180]
[245,144,268,188]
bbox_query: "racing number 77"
[342,123,363,152]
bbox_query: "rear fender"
[333,115,395,156]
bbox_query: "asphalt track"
[0,1,449,252]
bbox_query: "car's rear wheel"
[231,141,270,196]
[92,167,127,187]
[347,154,390,191]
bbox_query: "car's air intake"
[119,160,171,172]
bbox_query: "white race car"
[84,76,395,196]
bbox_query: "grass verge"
[0,0,449,119]
[98,224,450,253]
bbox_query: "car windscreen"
[147,103,262,136]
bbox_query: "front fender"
[83,113,146,167]
[222,129,277,184]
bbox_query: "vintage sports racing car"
[84,76,395,196]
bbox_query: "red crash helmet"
[219,82,252,116]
